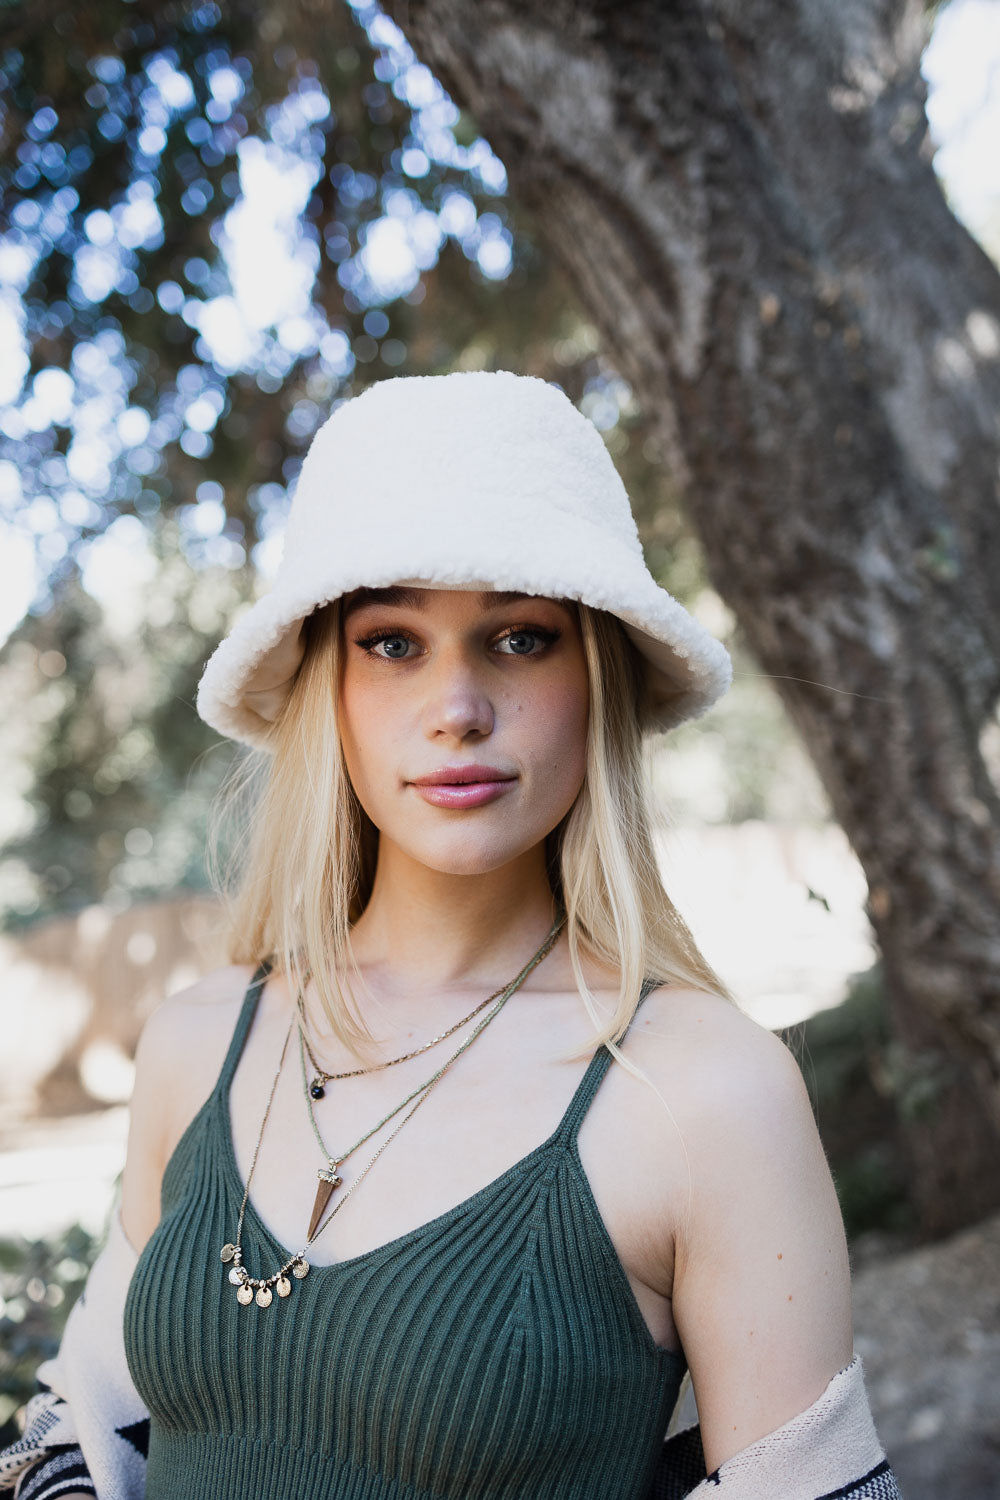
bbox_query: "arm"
[2,1204,147,1500]
[648,1006,902,1497]
[4,993,191,1500]
[118,998,176,1257]
[669,1018,855,1473]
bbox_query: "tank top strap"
[554,974,662,1143]
[216,957,275,1092]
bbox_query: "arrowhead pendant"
[308,1164,343,1240]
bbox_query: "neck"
[342,839,562,1003]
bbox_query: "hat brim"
[195,526,731,750]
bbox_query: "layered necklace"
[220,911,567,1310]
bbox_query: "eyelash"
[352,623,562,662]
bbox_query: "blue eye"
[352,624,561,661]
[495,627,560,656]
[352,630,418,660]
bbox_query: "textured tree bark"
[385,0,1000,1237]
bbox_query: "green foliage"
[0,1221,101,1448]
[4,0,676,930]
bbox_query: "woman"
[2,371,901,1499]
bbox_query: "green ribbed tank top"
[123,963,687,1499]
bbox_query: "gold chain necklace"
[297,974,512,1238]
[220,913,566,1309]
[300,985,505,1100]
[298,913,565,1243]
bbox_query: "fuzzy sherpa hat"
[195,370,732,749]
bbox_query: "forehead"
[341,586,573,621]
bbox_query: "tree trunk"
[385,0,1000,1237]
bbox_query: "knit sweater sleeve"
[0,1208,150,1500]
[648,1354,904,1499]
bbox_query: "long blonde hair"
[206,594,735,1069]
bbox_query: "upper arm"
[119,964,253,1256]
[118,999,181,1256]
[669,1014,854,1473]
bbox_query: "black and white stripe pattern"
[651,1435,903,1498]
[0,1210,149,1500]
[13,1445,95,1499]
[816,1459,901,1499]
[0,1378,150,1498]
[0,1388,80,1497]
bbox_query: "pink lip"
[412,780,516,809]
[408,765,517,809]
[410,764,516,786]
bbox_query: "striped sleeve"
[13,1447,96,1499]
[0,1386,79,1498]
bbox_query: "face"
[337,586,590,877]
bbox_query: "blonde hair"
[206,595,735,1069]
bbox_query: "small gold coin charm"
[236,1284,254,1305]
[256,1286,273,1308]
[292,1258,309,1279]
[220,1244,236,1263]
[228,1266,245,1286]
[276,1276,292,1298]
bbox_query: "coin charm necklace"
[219,1015,307,1305]
[220,911,566,1310]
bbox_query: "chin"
[409,833,536,877]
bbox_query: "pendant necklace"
[220,911,566,1309]
[298,972,513,1240]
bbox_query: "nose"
[420,648,496,742]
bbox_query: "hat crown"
[279,370,643,570]
[196,369,732,748]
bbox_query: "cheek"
[338,668,391,792]
[522,670,590,789]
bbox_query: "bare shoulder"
[624,983,811,1137]
[630,979,788,1055]
[625,983,828,1231]
[615,982,844,1267]
[627,985,853,1470]
[120,962,258,1255]
[137,961,258,1059]
[134,960,263,1141]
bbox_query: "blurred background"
[1,0,998,1494]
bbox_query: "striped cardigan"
[0,1209,903,1500]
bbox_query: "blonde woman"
[2,372,901,1499]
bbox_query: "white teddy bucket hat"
[195,369,732,749]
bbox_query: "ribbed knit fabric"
[123,965,687,1499]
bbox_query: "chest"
[219,1015,681,1353]
[125,1117,686,1499]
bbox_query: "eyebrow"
[341,587,570,620]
